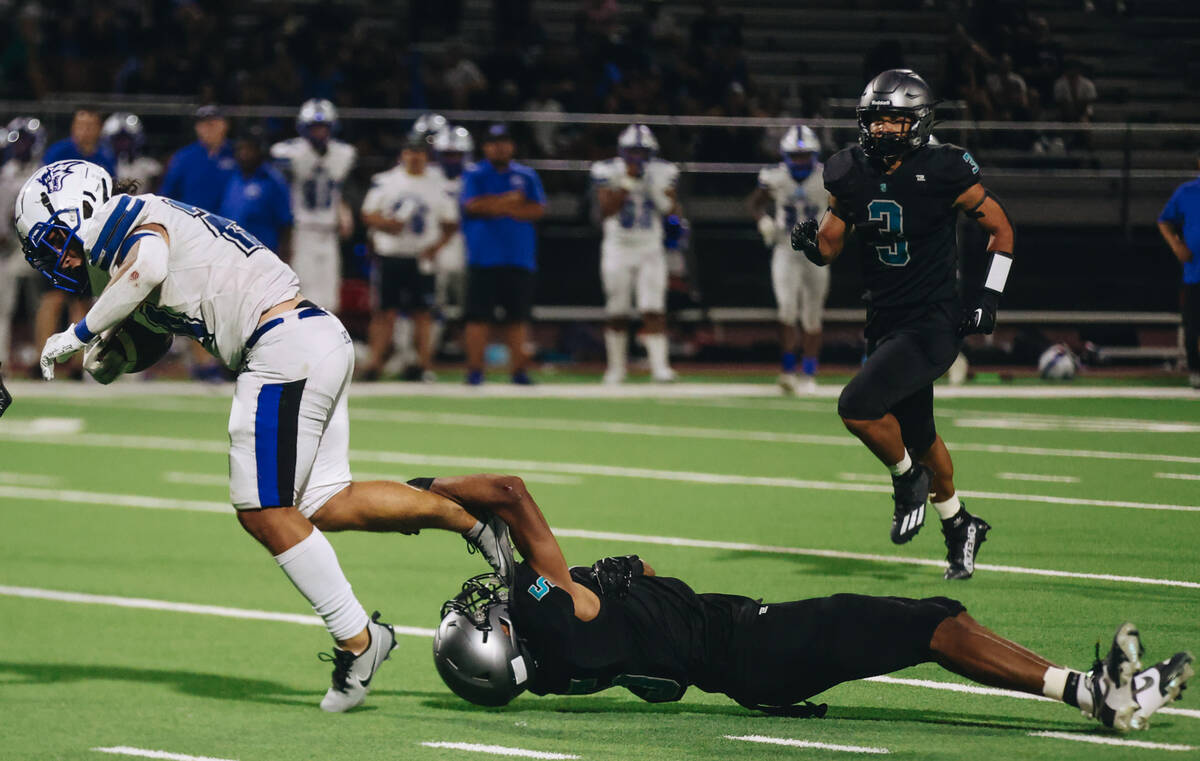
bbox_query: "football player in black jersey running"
[420,473,1191,730]
[792,69,1015,579]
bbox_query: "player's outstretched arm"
[955,183,1015,336]
[429,474,601,620]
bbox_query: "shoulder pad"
[924,143,982,194]
[823,147,862,199]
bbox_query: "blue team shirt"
[159,140,237,213]
[460,160,546,270]
[1159,177,1200,285]
[43,139,116,176]
[218,164,293,252]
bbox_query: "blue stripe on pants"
[255,383,283,506]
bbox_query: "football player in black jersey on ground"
[792,69,1016,579]
[420,473,1191,730]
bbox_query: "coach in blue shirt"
[160,105,237,213]
[1158,150,1200,389]
[43,107,116,175]
[460,123,546,385]
[219,130,293,255]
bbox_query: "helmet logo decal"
[37,161,79,193]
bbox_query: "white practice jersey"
[591,157,679,249]
[361,167,457,258]
[436,173,466,273]
[0,159,39,253]
[116,156,163,191]
[270,137,356,231]
[79,193,299,370]
[757,163,829,245]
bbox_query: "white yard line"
[955,417,1200,434]
[725,735,889,754]
[419,742,579,759]
[1027,732,1196,751]
[3,484,1199,590]
[996,473,1081,484]
[838,473,894,484]
[1156,472,1200,482]
[0,471,62,486]
[92,747,238,761]
[6,585,1197,723]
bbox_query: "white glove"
[616,173,643,193]
[40,324,90,380]
[757,215,778,248]
[394,198,419,223]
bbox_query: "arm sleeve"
[1159,188,1183,224]
[81,233,169,337]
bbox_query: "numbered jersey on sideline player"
[591,158,679,249]
[361,167,457,258]
[757,162,829,250]
[823,143,981,309]
[270,138,356,231]
[78,193,299,369]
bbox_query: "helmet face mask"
[15,160,112,294]
[434,573,534,707]
[856,69,936,164]
[24,211,88,293]
[102,113,145,159]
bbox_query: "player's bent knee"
[837,383,887,422]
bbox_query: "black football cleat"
[890,462,931,544]
[942,505,990,580]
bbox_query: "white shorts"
[772,246,830,333]
[292,229,341,312]
[601,241,667,316]
[229,306,354,517]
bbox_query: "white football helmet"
[432,126,475,179]
[15,160,113,294]
[780,125,820,181]
[102,112,146,158]
[618,124,659,170]
[297,99,339,145]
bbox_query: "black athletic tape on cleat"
[406,477,435,491]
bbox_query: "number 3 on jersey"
[867,199,909,267]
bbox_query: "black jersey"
[824,143,981,311]
[509,561,758,703]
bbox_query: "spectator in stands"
[1053,59,1097,123]
[1013,16,1063,102]
[442,40,488,110]
[942,24,995,122]
[460,124,546,386]
[1156,152,1200,389]
[160,105,236,213]
[43,107,117,175]
[219,128,293,257]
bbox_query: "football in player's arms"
[82,311,173,383]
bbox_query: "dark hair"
[114,178,140,195]
[75,105,103,119]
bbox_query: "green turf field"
[2,381,1198,760]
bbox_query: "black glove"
[959,290,1000,337]
[790,219,826,266]
[590,555,644,598]
[0,363,10,418]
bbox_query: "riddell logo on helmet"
[37,162,79,193]
[870,99,892,106]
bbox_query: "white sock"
[643,333,669,374]
[1043,666,1093,713]
[888,450,913,477]
[933,494,962,520]
[1042,666,1070,700]
[604,330,626,374]
[274,528,369,642]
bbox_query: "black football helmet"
[856,69,936,163]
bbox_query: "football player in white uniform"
[17,159,514,712]
[360,134,458,380]
[102,112,162,191]
[431,126,473,316]
[270,99,355,311]
[591,124,680,383]
[747,125,830,394]
[0,117,47,366]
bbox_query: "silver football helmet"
[297,99,339,146]
[779,124,820,181]
[618,124,658,171]
[432,126,474,179]
[434,574,533,707]
[15,160,113,293]
[412,113,449,148]
[856,69,936,162]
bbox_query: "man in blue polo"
[160,105,237,212]
[1158,149,1200,390]
[220,128,293,257]
[460,123,546,385]
[43,107,116,175]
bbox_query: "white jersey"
[361,167,457,258]
[436,173,466,273]
[78,193,299,370]
[270,137,356,231]
[0,159,38,253]
[591,157,679,250]
[116,155,163,191]
[757,162,829,247]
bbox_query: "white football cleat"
[465,513,516,586]
[651,368,677,383]
[319,612,396,713]
[1086,621,1143,729]
[1127,652,1194,730]
[602,367,626,385]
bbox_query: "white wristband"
[983,251,1013,294]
